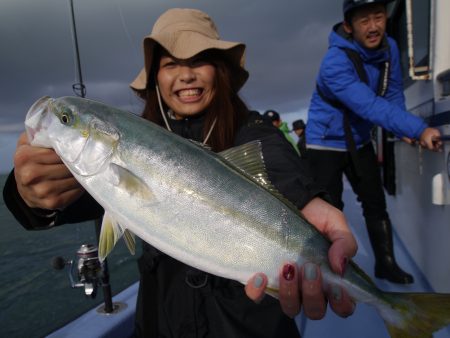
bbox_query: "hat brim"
[130,31,249,96]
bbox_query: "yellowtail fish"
[25,96,450,338]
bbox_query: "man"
[263,109,300,155]
[305,0,441,284]
[292,119,306,157]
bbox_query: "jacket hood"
[329,22,390,64]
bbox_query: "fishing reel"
[52,244,103,298]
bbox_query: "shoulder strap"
[344,47,390,96]
[343,48,369,84]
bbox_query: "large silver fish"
[25,96,450,338]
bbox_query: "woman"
[4,8,357,337]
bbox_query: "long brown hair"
[140,48,249,152]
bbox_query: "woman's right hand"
[13,132,84,210]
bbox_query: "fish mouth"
[25,96,52,147]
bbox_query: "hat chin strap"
[155,83,173,132]
[155,83,217,146]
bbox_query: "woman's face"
[157,53,216,119]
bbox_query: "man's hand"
[419,127,442,151]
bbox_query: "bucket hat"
[130,8,249,95]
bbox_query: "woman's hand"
[245,197,357,319]
[13,132,84,210]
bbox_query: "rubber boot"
[366,218,414,284]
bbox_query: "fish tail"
[381,292,450,338]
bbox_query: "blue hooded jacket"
[305,23,427,150]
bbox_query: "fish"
[25,95,450,338]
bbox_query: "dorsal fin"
[218,141,304,217]
[219,141,272,189]
[189,139,212,151]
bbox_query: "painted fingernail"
[283,264,295,281]
[340,257,349,276]
[332,284,342,302]
[253,274,264,288]
[305,263,317,281]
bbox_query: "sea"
[0,174,141,338]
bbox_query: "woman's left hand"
[245,197,357,319]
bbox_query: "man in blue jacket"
[305,0,441,284]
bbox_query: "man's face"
[343,3,387,50]
[272,119,282,128]
[294,129,304,137]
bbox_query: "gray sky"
[0,0,342,173]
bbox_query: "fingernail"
[340,257,348,276]
[305,263,317,281]
[283,264,295,281]
[253,274,264,288]
[332,284,342,302]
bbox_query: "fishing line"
[156,84,172,132]
[115,0,142,115]
[115,0,138,53]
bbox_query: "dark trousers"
[307,143,389,223]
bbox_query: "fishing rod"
[69,0,86,98]
[66,0,114,314]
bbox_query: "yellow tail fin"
[384,292,450,338]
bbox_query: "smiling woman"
[2,6,358,338]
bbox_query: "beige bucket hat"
[130,8,249,95]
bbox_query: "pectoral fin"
[109,163,154,200]
[98,212,135,261]
[123,229,136,255]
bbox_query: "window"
[389,0,431,86]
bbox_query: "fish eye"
[61,114,70,124]
[59,108,74,125]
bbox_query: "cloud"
[0,0,342,169]
[0,0,342,119]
